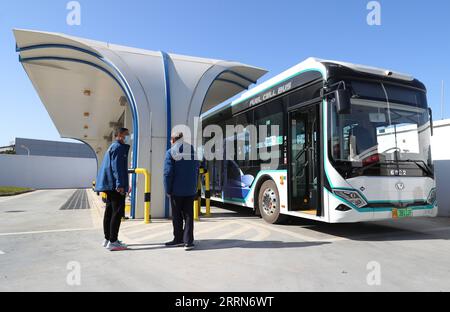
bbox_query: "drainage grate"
[60,190,91,210]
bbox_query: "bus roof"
[201,57,416,119]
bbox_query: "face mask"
[124,135,131,145]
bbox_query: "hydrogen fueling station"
[3,1,450,295]
[14,28,268,220]
[14,28,441,224]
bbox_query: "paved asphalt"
[0,189,449,292]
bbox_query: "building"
[0,144,15,154]
[431,119,450,216]
[15,138,96,158]
[0,138,97,190]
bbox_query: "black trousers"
[103,191,126,243]
[171,196,195,245]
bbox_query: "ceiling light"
[119,96,128,107]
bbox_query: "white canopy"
[14,29,267,218]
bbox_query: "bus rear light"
[333,190,368,209]
[362,154,380,166]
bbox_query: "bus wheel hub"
[262,189,277,215]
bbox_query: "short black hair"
[171,132,183,142]
[114,128,129,137]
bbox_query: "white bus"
[201,58,437,224]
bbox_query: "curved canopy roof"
[14,29,267,156]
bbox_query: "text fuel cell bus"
[201,58,437,224]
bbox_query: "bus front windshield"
[329,80,433,178]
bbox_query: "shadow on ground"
[125,240,330,252]
[210,202,450,242]
[281,216,450,242]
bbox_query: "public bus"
[201,57,437,224]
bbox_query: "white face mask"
[124,135,131,145]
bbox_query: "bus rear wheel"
[258,180,285,224]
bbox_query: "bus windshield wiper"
[400,159,433,176]
[354,159,433,177]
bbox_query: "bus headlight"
[333,190,368,209]
[427,188,437,205]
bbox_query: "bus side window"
[254,100,284,168]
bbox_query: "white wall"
[432,119,450,217]
[0,155,97,189]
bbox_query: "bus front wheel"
[258,180,285,224]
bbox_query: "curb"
[0,190,35,197]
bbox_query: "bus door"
[288,104,321,215]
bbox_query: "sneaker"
[117,240,127,248]
[104,240,126,248]
[184,244,195,251]
[107,241,128,251]
[165,240,184,247]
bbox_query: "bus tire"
[258,180,285,224]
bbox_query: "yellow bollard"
[101,192,107,203]
[129,168,152,224]
[194,196,200,221]
[204,170,211,217]
[125,203,131,215]
[194,172,202,221]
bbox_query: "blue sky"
[0,0,449,146]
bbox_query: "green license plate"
[393,208,413,219]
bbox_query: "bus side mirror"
[334,89,351,114]
[428,107,434,136]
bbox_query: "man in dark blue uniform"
[95,128,131,251]
[164,132,200,251]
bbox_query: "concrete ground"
[0,189,449,292]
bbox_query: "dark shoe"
[184,243,195,251]
[165,240,184,247]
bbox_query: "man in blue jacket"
[164,132,200,251]
[95,128,131,251]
